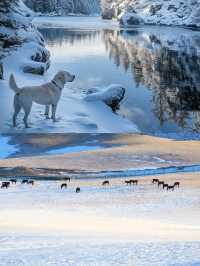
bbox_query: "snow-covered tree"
[0,0,50,78]
[24,0,100,15]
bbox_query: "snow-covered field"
[0,174,200,265]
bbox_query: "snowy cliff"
[24,0,100,15]
[101,0,200,27]
[0,0,50,79]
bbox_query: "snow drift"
[102,0,200,27]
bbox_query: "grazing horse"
[158,181,165,187]
[167,185,175,191]
[9,179,17,184]
[64,177,71,182]
[1,181,10,189]
[130,179,138,185]
[174,182,180,188]
[28,180,34,185]
[162,183,168,190]
[76,187,80,193]
[61,183,67,189]
[21,179,29,184]
[152,178,159,184]
[125,180,131,185]
[102,180,109,186]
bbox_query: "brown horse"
[125,180,131,185]
[76,187,80,193]
[174,182,180,188]
[130,179,138,185]
[61,183,67,189]
[102,180,110,186]
[162,183,168,190]
[158,181,165,187]
[167,185,175,191]
[152,178,159,184]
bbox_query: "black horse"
[1,181,10,189]
[64,177,71,182]
[9,179,17,184]
[102,180,110,186]
[28,180,35,185]
[76,187,80,193]
[21,179,29,184]
[61,183,67,189]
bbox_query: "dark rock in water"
[85,85,126,112]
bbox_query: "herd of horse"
[0,178,35,189]
[0,177,180,192]
[152,178,180,190]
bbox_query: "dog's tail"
[9,74,20,94]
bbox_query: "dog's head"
[54,71,75,85]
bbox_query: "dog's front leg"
[51,103,58,122]
[45,105,50,119]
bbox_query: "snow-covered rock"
[102,0,200,27]
[0,0,50,78]
[85,84,125,112]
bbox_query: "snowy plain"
[0,174,200,266]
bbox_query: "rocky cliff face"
[101,0,200,27]
[0,0,50,79]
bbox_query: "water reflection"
[103,28,200,132]
[40,26,200,133]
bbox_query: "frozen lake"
[38,17,200,134]
[1,17,200,134]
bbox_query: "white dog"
[9,71,75,128]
